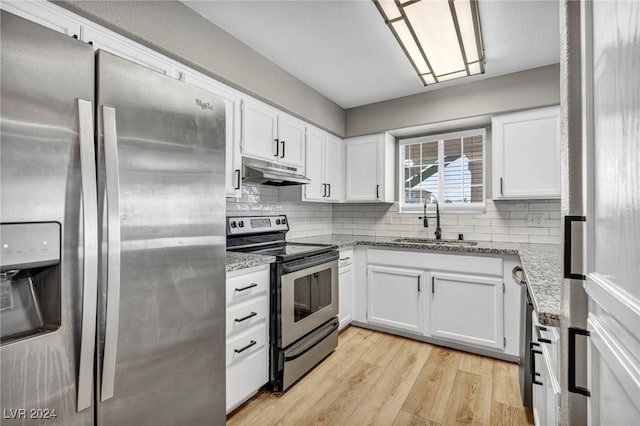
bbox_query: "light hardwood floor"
[227,326,534,426]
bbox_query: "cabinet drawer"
[226,324,267,366]
[226,266,269,306]
[226,297,268,337]
[226,349,268,413]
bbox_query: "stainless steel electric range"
[226,215,339,392]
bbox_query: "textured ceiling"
[184,0,560,109]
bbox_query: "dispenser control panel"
[1,223,61,271]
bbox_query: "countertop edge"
[287,235,562,327]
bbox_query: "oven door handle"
[284,319,338,362]
[281,253,339,274]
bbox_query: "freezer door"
[95,51,226,426]
[0,11,95,426]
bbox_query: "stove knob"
[275,219,281,225]
[238,220,244,228]
[281,218,286,225]
[230,221,237,228]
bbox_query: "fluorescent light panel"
[374,0,485,86]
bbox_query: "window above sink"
[399,128,486,214]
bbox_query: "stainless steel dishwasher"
[514,265,534,407]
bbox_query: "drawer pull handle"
[234,340,257,354]
[235,283,258,292]
[530,342,543,386]
[339,257,351,261]
[234,312,258,323]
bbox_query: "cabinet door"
[83,25,179,77]
[345,137,380,201]
[2,1,82,38]
[277,114,306,168]
[532,346,545,426]
[492,106,560,200]
[242,99,278,161]
[430,272,504,350]
[324,134,344,202]
[338,263,353,330]
[303,127,325,201]
[183,72,242,197]
[367,265,424,334]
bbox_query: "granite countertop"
[288,234,562,327]
[226,251,275,272]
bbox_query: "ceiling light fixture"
[373,0,485,86]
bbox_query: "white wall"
[345,64,560,137]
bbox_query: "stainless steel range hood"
[243,157,311,186]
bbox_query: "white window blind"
[399,128,486,213]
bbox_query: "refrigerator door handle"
[101,105,122,402]
[77,99,99,412]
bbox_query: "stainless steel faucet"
[418,194,442,240]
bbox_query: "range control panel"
[226,215,289,235]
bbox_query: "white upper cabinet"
[277,114,306,168]
[2,1,81,39]
[303,128,325,201]
[82,25,180,78]
[242,99,278,161]
[183,73,243,198]
[303,127,344,203]
[344,133,395,202]
[324,135,344,202]
[242,98,306,169]
[492,106,561,200]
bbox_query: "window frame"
[398,128,487,214]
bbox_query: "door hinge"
[504,337,506,348]
[503,282,505,293]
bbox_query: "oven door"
[280,254,338,348]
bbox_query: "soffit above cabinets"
[182,0,560,109]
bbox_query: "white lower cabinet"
[531,313,560,426]
[225,265,270,414]
[360,248,521,358]
[430,272,504,350]
[367,265,425,334]
[338,249,354,330]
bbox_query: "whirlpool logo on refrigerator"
[195,99,215,110]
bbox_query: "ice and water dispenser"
[1,223,61,345]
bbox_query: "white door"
[366,265,424,334]
[345,137,380,201]
[183,72,242,197]
[430,272,504,350]
[338,255,353,330]
[324,134,344,201]
[582,2,640,424]
[277,114,305,168]
[304,128,325,201]
[242,99,278,161]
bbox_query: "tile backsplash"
[333,200,561,244]
[227,184,561,244]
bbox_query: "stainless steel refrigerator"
[1,11,226,425]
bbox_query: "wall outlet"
[526,213,544,226]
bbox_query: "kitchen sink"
[393,238,478,246]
